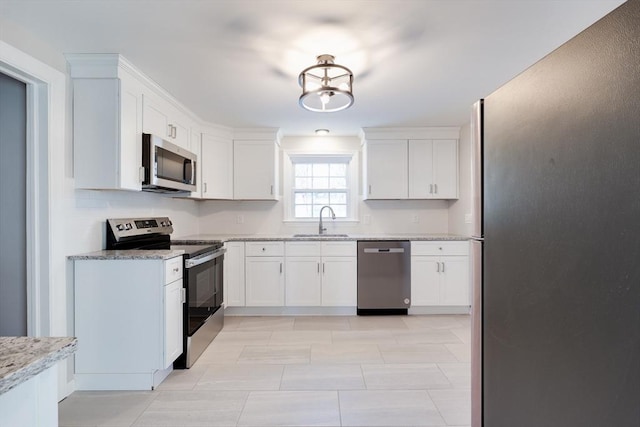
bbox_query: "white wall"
[448,121,472,236]
[197,135,451,236]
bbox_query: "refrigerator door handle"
[470,239,482,427]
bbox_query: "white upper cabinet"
[201,130,234,200]
[66,53,200,192]
[142,92,192,151]
[408,139,458,199]
[67,54,144,191]
[233,129,281,200]
[364,140,408,199]
[361,128,460,200]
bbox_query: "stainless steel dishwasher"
[357,240,411,315]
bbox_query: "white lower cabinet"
[73,256,184,390]
[224,242,246,307]
[285,241,357,307]
[245,242,285,306]
[321,256,357,306]
[245,257,285,306]
[285,256,322,306]
[411,241,470,307]
[163,279,184,367]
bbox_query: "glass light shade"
[299,54,354,112]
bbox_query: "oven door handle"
[184,247,226,269]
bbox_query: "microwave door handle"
[191,160,196,185]
[183,160,193,184]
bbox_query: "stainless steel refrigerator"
[470,1,639,425]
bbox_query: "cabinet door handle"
[173,125,177,138]
[436,262,440,273]
[167,124,177,138]
[442,262,445,273]
[429,184,433,194]
[180,288,186,304]
[322,263,325,274]
[434,184,438,194]
[173,267,180,273]
[203,182,208,193]
[270,185,274,195]
[368,185,372,195]
[280,262,283,274]
[139,166,145,182]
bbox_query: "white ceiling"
[0,0,625,136]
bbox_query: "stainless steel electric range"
[106,217,224,368]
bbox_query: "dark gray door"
[483,1,640,425]
[0,72,27,336]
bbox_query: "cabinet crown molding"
[359,127,461,141]
[234,127,282,143]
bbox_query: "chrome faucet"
[319,205,336,235]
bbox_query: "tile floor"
[59,314,471,427]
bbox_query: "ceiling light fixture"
[315,129,330,136]
[299,54,353,113]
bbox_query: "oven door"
[179,247,225,368]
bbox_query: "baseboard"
[408,306,471,315]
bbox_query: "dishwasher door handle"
[363,248,405,254]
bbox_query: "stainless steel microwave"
[142,133,197,193]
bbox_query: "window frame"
[283,150,359,223]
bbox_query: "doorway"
[0,72,27,336]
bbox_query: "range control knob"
[116,224,125,231]
[125,223,132,230]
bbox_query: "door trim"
[0,41,68,397]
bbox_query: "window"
[284,153,357,221]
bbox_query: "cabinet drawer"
[411,241,469,256]
[165,256,183,284]
[286,241,321,257]
[245,241,285,256]
[321,241,357,257]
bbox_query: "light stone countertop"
[173,233,470,244]
[0,336,77,395]
[68,249,185,261]
[68,235,469,259]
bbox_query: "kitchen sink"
[293,234,349,238]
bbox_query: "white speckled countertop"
[0,336,77,395]
[68,235,469,259]
[173,233,469,244]
[68,249,185,261]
